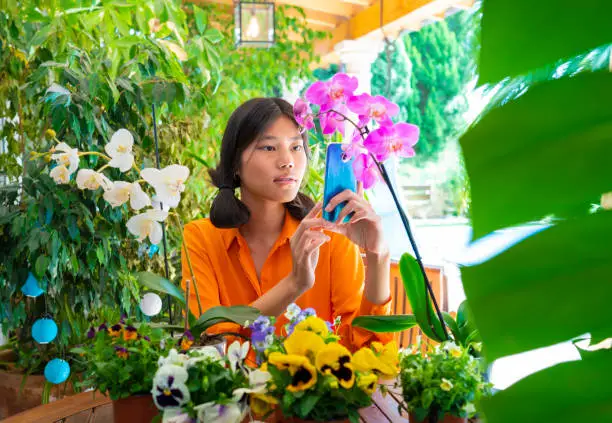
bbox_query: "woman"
[182,97,393,350]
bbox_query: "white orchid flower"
[141,165,190,209]
[227,340,250,372]
[232,369,271,399]
[126,209,169,245]
[151,364,190,410]
[76,169,113,191]
[103,181,151,210]
[105,129,135,172]
[157,349,190,368]
[51,142,79,174]
[194,401,245,423]
[49,164,71,184]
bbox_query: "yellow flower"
[268,353,317,392]
[284,330,325,359]
[294,316,329,336]
[108,324,122,338]
[250,393,278,416]
[357,373,378,395]
[45,129,57,139]
[440,378,453,391]
[315,343,355,389]
[449,347,462,358]
[352,347,396,380]
[123,326,138,341]
[378,341,399,375]
[180,337,194,351]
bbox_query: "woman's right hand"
[288,202,330,294]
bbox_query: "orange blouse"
[181,209,393,351]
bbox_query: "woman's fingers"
[335,199,359,224]
[324,189,358,214]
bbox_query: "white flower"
[232,369,271,399]
[601,192,612,210]
[464,403,476,416]
[151,364,190,410]
[187,346,223,366]
[103,181,151,210]
[105,129,135,172]
[76,169,113,191]
[162,409,192,423]
[49,164,71,184]
[284,303,301,321]
[194,401,245,423]
[227,340,250,372]
[443,341,462,358]
[51,142,79,174]
[141,164,190,208]
[440,378,454,392]
[126,209,169,245]
[157,349,190,368]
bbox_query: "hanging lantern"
[234,1,275,48]
[44,358,71,384]
[21,272,44,298]
[140,292,163,317]
[32,317,58,344]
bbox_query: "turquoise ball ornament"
[44,359,71,384]
[32,318,58,344]
[21,272,44,297]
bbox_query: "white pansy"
[601,192,612,210]
[126,209,169,245]
[232,369,271,399]
[76,169,113,191]
[187,346,222,366]
[50,165,71,184]
[103,181,151,210]
[194,401,245,423]
[157,349,190,368]
[161,409,192,423]
[284,303,301,321]
[227,340,250,372]
[151,364,190,410]
[51,142,79,173]
[105,129,135,172]
[141,165,190,208]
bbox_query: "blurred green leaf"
[135,271,185,304]
[352,315,417,333]
[193,305,260,332]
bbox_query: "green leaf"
[30,24,54,49]
[399,253,445,342]
[352,315,417,332]
[479,0,612,84]
[135,271,185,304]
[203,28,223,44]
[193,305,260,332]
[441,313,461,344]
[480,348,612,423]
[299,393,321,417]
[34,255,50,279]
[460,71,612,239]
[193,5,207,34]
[461,211,612,362]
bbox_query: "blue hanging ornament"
[32,318,58,344]
[44,358,70,384]
[148,244,159,258]
[21,272,44,298]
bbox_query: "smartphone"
[322,143,357,223]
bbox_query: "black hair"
[208,97,315,228]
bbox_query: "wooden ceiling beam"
[191,0,356,18]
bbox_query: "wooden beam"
[192,0,357,18]
[341,0,372,7]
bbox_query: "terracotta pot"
[0,367,77,419]
[409,412,467,423]
[112,394,159,423]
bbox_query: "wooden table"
[4,383,410,423]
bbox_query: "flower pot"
[112,394,159,423]
[409,412,467,423]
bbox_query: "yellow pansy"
[315,343,355,389]
[378,341,399,375]
[440,378,453,391]
[294,316,329,336]
[352,347,397,379]
[357,373,378,395]
[287,360,318,392]
[108,324,122,338]
[268,352,309,370]
[284,330,325,359]
[250,393,278,416]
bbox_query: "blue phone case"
[323,143,357,223]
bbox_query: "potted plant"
[399,341,491,423]
[246,304,399,423]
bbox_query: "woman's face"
[238,115,307,204]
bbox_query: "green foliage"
[71,320,176,400]
[372,10,479,165]
[399,342,490,422]
[458,1,612,422]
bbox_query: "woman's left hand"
[323,183,386,255]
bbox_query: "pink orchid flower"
[305,73,358,108]
[320,104,349,136]
[293,98,315,131]
[341,130,368,162]
[347,93,400,127]
[352,152,379,189]
[363,123,420,162]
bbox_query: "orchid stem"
[97,164,109,173]
[78,151,111,161]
